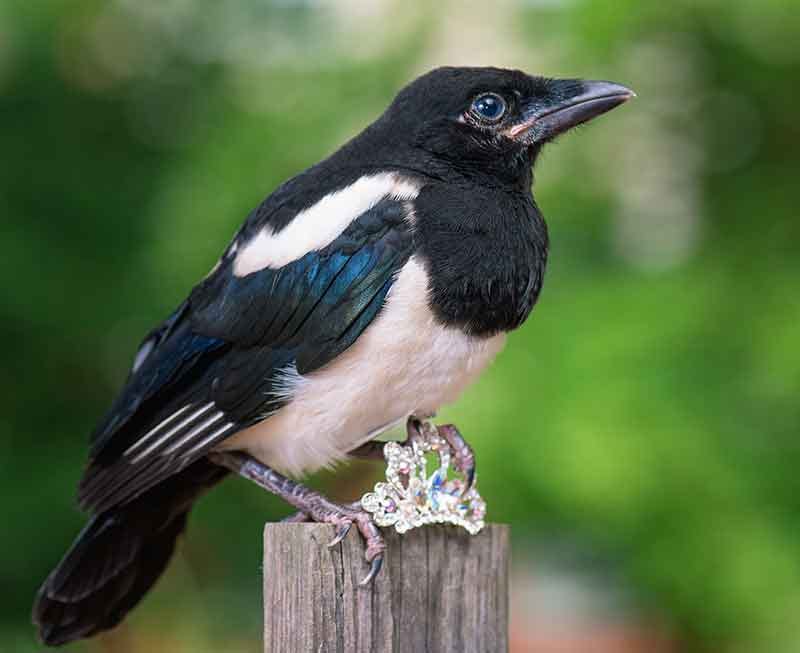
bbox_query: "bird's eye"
[470,93,507,123]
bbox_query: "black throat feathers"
[414,181,548,337]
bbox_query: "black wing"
[79,196,413,514]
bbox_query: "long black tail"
[33,459,227,646]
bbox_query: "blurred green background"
[2,0,799,651]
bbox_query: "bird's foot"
[208,451,384,584]
[348,416,477,495]
[407,418,476,496]
[278,417,477,545]
[320,503,385,585]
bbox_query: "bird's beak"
[506,80,635,144]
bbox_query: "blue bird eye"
[470,93,507,123]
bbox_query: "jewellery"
[360,429,486,535]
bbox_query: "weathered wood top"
[263,522,509,653]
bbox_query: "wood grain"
[263,523,509,653]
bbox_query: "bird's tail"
[32,459,226,647]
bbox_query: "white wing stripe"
[161,411,225,456]
[182,422,237,459]
[128,402,215,463]
[123,404,194,457]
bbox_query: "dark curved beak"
[508,80,635,144]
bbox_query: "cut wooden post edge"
[263,522,510,653]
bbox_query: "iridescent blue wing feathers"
[78,196,413,513]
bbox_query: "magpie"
[33,66,633,646]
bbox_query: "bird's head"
[376,66,634,188]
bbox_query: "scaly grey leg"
[208,451,384,584]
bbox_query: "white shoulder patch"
[233,172,420,277]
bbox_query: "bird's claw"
[360,555,383,586]
[351,507,385,585]
[307,504,385,585]
[283,509,384,583]
[357,509,385,585]
[406,419,477,497]
[435,423,477,497]
[463,466,476,496]
[327,522,352,547]
[405,416,430,444]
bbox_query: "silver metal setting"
[361,430,486,535]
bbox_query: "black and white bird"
[33,66,633,645]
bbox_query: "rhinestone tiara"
[360,430,486,536]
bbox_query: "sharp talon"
[328,523,351,547]
[463,467,476,497]
[359,555,383,586]
[406,416,423,441]
[436,423,476,496]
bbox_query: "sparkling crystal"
[360,426,486,536]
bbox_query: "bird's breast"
[219,256,505,477]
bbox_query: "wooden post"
[263,523,509,653]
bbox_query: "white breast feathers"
[220,256,506,477]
